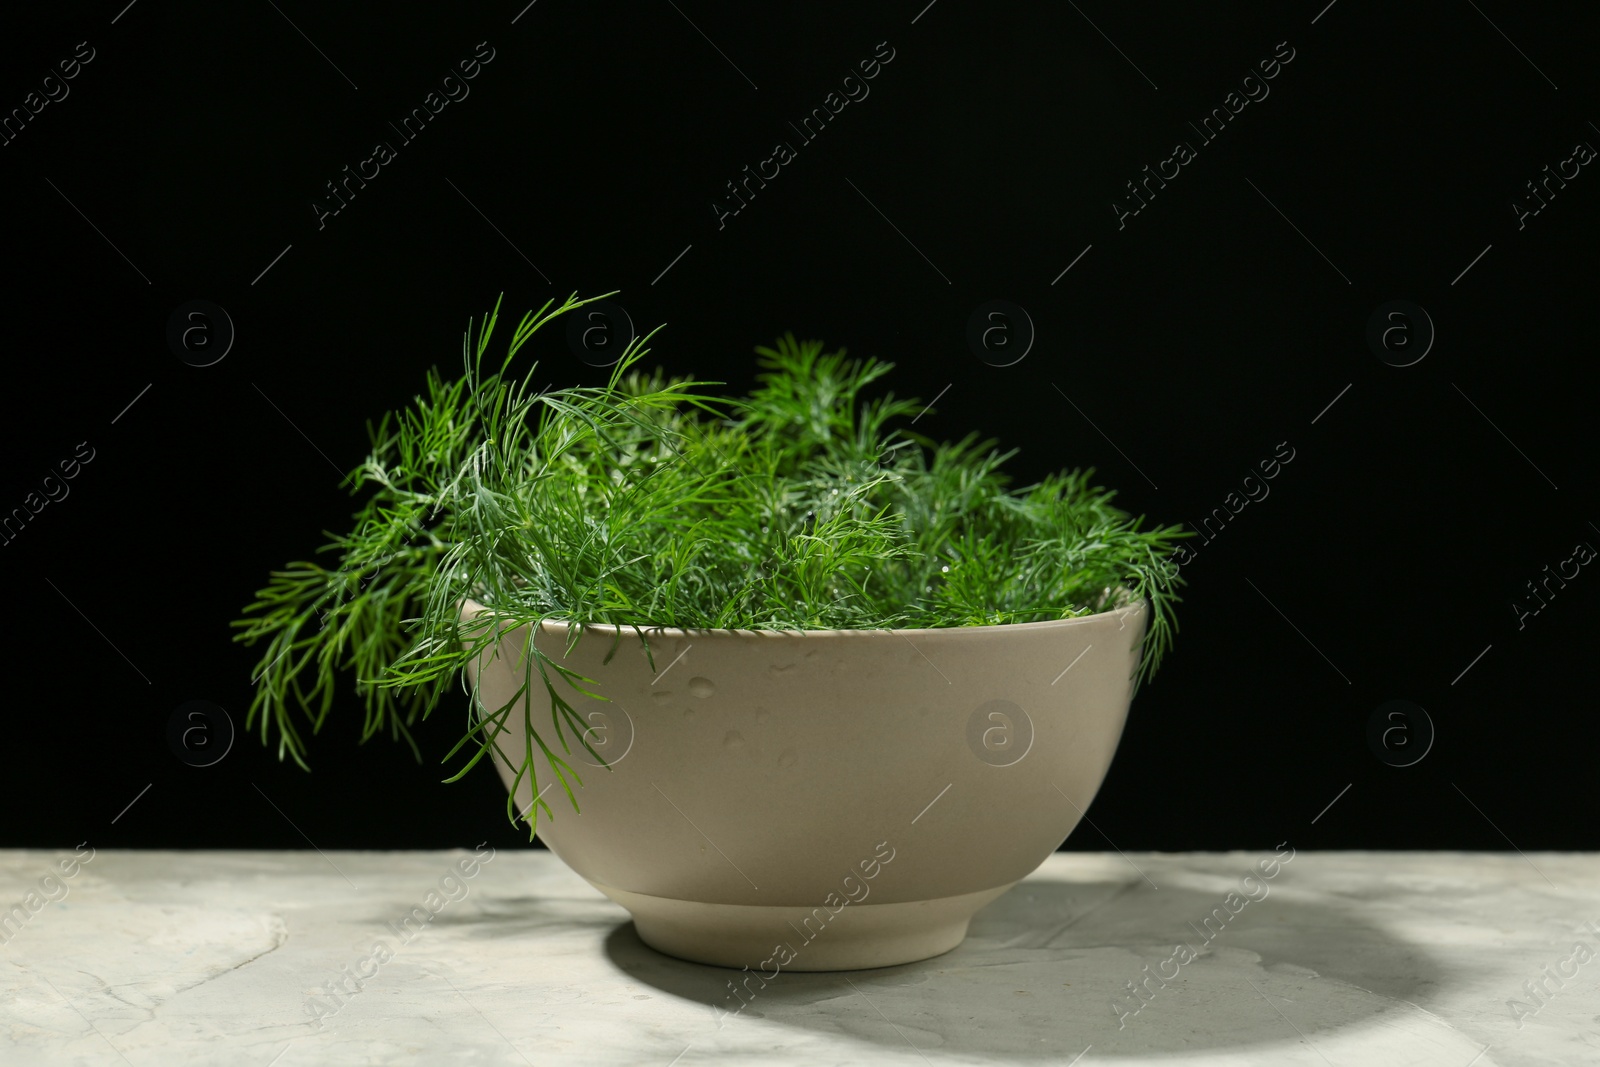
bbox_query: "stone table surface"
[2,848,1598,1066]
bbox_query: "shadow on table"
[600,877,1447,1060]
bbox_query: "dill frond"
[233,296,1191,838]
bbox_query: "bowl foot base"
[592,881,1016,970]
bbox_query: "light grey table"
[2,849,1596,1065]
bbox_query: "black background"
[2,1,1594,854]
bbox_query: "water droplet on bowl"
[682,707,695,719]
[651,690,674,704]
[778,749,798,767]
[768,663,795,676]
[723,730,744,749]
[687,677,716,698]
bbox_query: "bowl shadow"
[599,876,1449,1060]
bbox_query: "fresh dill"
[232,293,1190,837]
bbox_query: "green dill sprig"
[233,298,1190,838]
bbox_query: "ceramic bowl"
[462,598,1146,970]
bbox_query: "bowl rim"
[458,592,1148,641]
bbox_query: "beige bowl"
[462,598,1146,971]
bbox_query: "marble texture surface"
[3,848,1598,1065]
